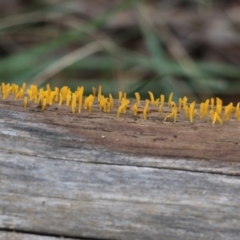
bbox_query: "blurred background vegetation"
[0,0,240,103]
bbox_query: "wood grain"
[0,231,77,240]
[0,98,240,239]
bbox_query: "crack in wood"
[0,228,115,240]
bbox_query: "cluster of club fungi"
[1,82,239,125]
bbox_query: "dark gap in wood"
[19,154,240,177]
[76,162,240,177]
[0,228,116,240]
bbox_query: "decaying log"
[0,98,240,240]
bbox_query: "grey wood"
[0,231,77,240]
[0,99,240,240]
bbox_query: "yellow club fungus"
[66,94,71,107]
[116,106,121,118]
[122,99,130,113]
[179,98,183,110]
[215,97,222,115]
[41,98,47,111]
[135,92,141,106]
[84,94,94,112]
[224,103,234,121]
[21,82,26,92]
[2,83,12,100]
[182,96,188,109]
[98,85,102,101]
[30,85,38,103]
[160,94,165,107]
[71,93,77,113]
[171,101,176,108]
[211,98,215,110]
[117,99,130,118]
[168,92,173,107]
[123,92,127,100]
[189,101,196,123]
[58,93,63,106]
[23,96,28,108]
[83,94,94,113]
[54,87,59,102]
[164,106,178,123]
[12,84,19,97]
[103,100,108,113]
[154,98,159,107]
[15,88,24,100]
[209,110,214,121]
[106,100,111,113]
[212,111,222,125]
[118,91,123,102]
[98,95,103,110]
[216,97,222,106]
[143,99,150,120]
[77,86,84,113]
[60,86,68,102]
[27,89,33,101]
[216,104,222,116]
[74,90,79,99]
[109,94,114,109]
[85,95,91,109]
[49,91,56,105]
[203,99,209,117]
[88,99,94,113]
[37,92,44,105]
[83,96,90,110]
[235,102,239,117]
[2,83,6,99]
[47,84,51,94]
[67,89,71,96]
[148,91,155,105]
[99,96,107,112]
[132,102,138,116]
[43,90,51,104]
[173,106,178,123]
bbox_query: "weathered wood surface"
[0,231,77,240]
[1,98,240,240]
